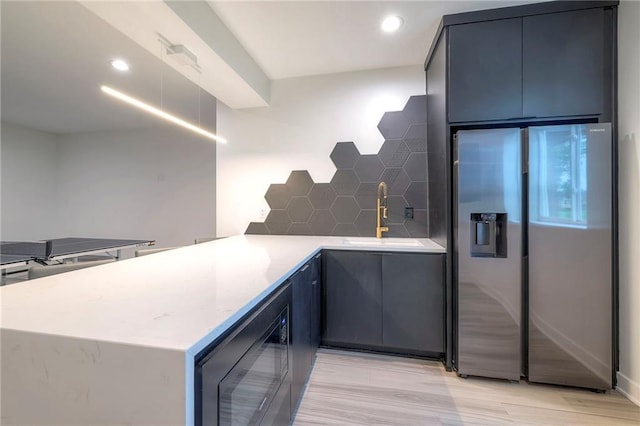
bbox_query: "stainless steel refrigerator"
[455,123,612,390]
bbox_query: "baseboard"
[616,371,640,407]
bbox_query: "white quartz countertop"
[0,235,444,354]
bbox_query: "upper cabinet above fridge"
[447,6,613,123]
[449,18,522,122]
[522,8,605,119]
[448,18,523,123]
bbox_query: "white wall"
[1,122,216,250]
[56,125,216,248]
[617,0,640,406]
[0,122,59,240]
[216,65,424,236]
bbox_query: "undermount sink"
[341,238,424,247]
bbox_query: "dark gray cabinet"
[310,253,322,349]
[291,263,312,408]
[449,18,523,123]
[522,8,604,118]
[448,7,610,123]
[381,253,444,352]
[323,250,383,347]
[291,252,322,413]
[323,250,445,355]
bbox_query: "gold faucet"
[376,181,389,238]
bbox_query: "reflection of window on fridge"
[502,132,521,223]
[536,126,587,226]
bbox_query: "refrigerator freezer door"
[456,128,522,381]
[528,123,612,390]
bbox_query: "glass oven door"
[218,307,289,425]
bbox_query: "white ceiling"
[207,0,540,80]
[1,0,543,135]
[80,1,271,109]
[1,1,215,135]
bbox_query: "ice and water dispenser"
[470,213,507,258]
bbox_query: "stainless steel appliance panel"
[456,128,522,380]
[528,123,612,390]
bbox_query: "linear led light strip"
[100,85,227,144]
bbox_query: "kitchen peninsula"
[0,235,444,425]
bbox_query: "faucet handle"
[383,207,388,219]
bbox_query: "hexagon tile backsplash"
[245,95,427,238]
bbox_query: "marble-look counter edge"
[188,236,444,355]
[0,235,444,426]
[1,235,444,355]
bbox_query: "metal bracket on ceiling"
[157,33,201,74]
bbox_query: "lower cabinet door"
[382,253,445,353]
[292,263,313,410]
[310,253,322,350]
[323,250,383,347]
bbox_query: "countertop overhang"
[0,235,444,354]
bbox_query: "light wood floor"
[293,349,640,425]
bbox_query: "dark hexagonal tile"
[330,169,359,195]
[355,182,378,210]
[404,138,427,153]
[386,196,409,225]
[287,196,313,223]
[330,196,360,224]
[264,209,291,234]
[330,141,360,169]
[377,111,410,140]
[378,139,410,167]
[354,210,377,237]
[404,152,427,182]
[404,123,426,140]
[309,210,336,236]
[287,223,312,235]
[402,95,427,125]
[386,225,410,238]
[286,170,314,196]
[245,222,269,235]
[380,168,401,188]
[308,183,337,209]
[405,209,428,237]
[404,181,427,210]
[264,184,291,210]
[404,124,427,153]
[389,168,411,196]
[331,223,359,236]
[354,155,384,183]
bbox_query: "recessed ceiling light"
[110,59,130,72]
[382,15,403,33]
